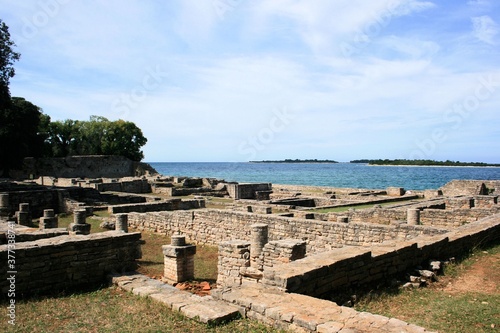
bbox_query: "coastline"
[367,164,500,168]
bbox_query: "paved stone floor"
[112,273,435,332]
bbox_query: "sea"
[148,162,500,191]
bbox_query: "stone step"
[110,273,241,325]
[212,284,436,333]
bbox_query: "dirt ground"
[439,251,500,295]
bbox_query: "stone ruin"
[1,161,499,332]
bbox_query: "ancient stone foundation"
[0,231,142,296]
[127,209,448,253]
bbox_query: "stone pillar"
[217,240,251,287]
[68,209,91,235]
[337,216,349,223]
[115,213,128,232]
[0,193,9,219]
[407,209,421,225]
[162,235,196,284]
[39,209,58,229]
[250,223,268,270]
[74,209,86,224]
[17,203,31,226]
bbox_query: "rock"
[175,282,190,291]
[200,281,211,291]
[401,282,414,289]
[429,260,442,272]
[409,275,420,283]
[418,270,436,281]
[100,221,115,230]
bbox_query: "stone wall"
[440,179,491,196]
[108,199,205,214]
[11,155,158,179]
[0,231,142,296]
[226,183,272,200]
[96,179,151,193]
[261,214,500,298]
[1,187,101,217]
[127,209,448,253]
[326,205,500,228]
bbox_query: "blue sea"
[148,162,500,191]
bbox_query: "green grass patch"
[55,212,106,234]
[2,287,284,333]
[137,230,219,283]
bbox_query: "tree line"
[0,20,147,177]
[350,159,500,167]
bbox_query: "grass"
[2,287,284,333]
[354,242,500,333]
[204,197,234,210]
[29,210,111,234]
[136,229,219,283]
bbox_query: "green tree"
[0,97,44,175]
[43,119,81,157]
[0,21,47,176]
[0,19,20,109]
[43,116,147,161]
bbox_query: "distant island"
[250,159,338,163]
[350,159,500,167]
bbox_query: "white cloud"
[246,0,436,55]
[471,15,499,44]
[4,1,500,161]
[467,0,490,6]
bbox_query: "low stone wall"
[261,214,500,298]
[155,187,214,196]
[2,187,99,217]
[11,155,158,179]
[439,179,500,196]
[0,231,142,296]
[0,227,68,244]
[95,179,151,194]
[227,183,272,199]
[108,199,205,214]
[327,206,500,228]
[127,209,448,253]
[2,190,60,217]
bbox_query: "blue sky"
[1,0,499,162]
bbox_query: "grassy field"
[3,287,284,333]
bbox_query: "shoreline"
[367,164,500,168]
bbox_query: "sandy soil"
[439,251,500,295]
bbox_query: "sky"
[1,0,500,163]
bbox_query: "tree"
[0,19,20,109]
[43,116,148,161]
[42,119,81,158]
[0,22,46,177]
[0,97,44,175]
